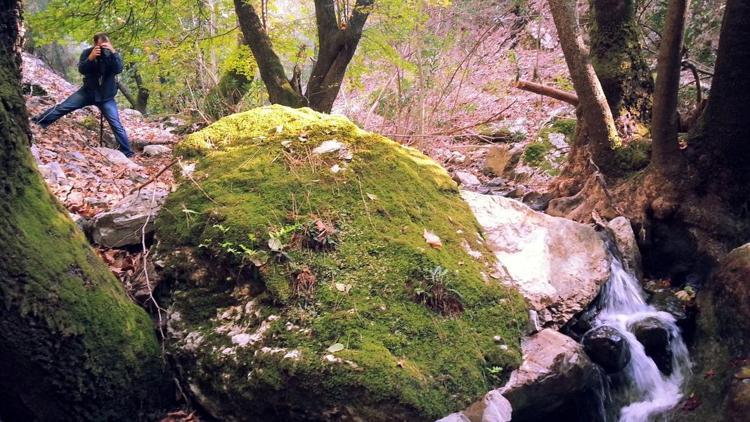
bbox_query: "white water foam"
[595,252,691,422]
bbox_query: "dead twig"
[130,158,179,194]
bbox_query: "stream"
[594,245,691,422]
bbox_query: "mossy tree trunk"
[0,2,169,420]
[204,68,253,120]
[589,0,653,120]
[549,0,622,175]
[233,0,373,113]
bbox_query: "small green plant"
[486,365,505,386]
[523,142,551,166]
[413,266,464,316]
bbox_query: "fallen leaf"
[366,193,378,201]
[423,229,443,249]
[268,237,283,252]
[334,283,352,293]
[327,342,345,353]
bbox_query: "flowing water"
[593,246,691,422]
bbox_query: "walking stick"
[99,111,104,147]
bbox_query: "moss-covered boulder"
[156,105,527,421]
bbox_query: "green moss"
[523,118,575,175]
[0,159,169,420]
[613,138,651,172]
[158,105,527,420]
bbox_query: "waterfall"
[593,247,691,422]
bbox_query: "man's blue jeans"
[33,88,134,157]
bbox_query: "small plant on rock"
[413,266,464,317]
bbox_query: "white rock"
[231,333,252,346]
[454,171,481,186]
[547,132,568,150]
[95,147,142,170]
[143,144,171,157]
[461,191,609,328]
[121,108,143,118]
[312,140,344,155]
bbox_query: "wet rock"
[454,170,481,186]
[608,216,643,279]
[90,188,168,247]
[499,329,597,421]
[630,317,673,375]
[582,325,631,374]
[462,191,610,328]
[562,306,600,342]
[648,290,696,343]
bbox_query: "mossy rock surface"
[157,105,527,421]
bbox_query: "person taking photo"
[32,32,134,158]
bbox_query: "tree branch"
[514,79,579,106]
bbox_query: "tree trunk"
[305,0,373,113]
[549,0,622,175]
[689,0,750,204]
[233,0,307,108]
[204,68,253,120]
[589,0,653,119]
[133,67,150,114]
[651,0,689,173]
[0,2,169,419]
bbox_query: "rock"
[143,144,171,157]
[608,216,643,279]
[483,145,522,177]
[582,325,631,374]
[462,191,610,328]
[500,329,597,421]
[454,170,481,186]
[710,244,750,345]
[630,317,673,375]
[457,390,512,422]
[521,191,551,211]
[526,309,541,334]
[94,147,143,170]
[38,161,67,183]
[159,105,527,421]
[648,290,696,343]
[121,108,143,118]
[311,139,343,154]
[547,132,568,149]
[90,188,167,247]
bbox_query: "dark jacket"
[78,47,124,102]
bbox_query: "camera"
[101,47,111,57]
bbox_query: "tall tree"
[650,0,690,173]
[549,0,622,174]
[589,0,653,120]
[234,0,374,112]
[0,1,169,419]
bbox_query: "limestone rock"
[95,147,142,170]
[462,191,610,328]
[454,170,481,186]
[608,216,643,279]
[143,144,171,157]
[91,188,167,247]
[500,329,597,421]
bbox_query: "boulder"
[91,188,168,247]
[648,290,696,343]
[582,325,631,374]
[500,329,597,421]
[608,216,643,279]
[156,106,528,421]
[710,244,750,346]
[462,191,610,328]
[630,317,673,375]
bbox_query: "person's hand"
[100,42,115,53]
[88,46,102,61]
